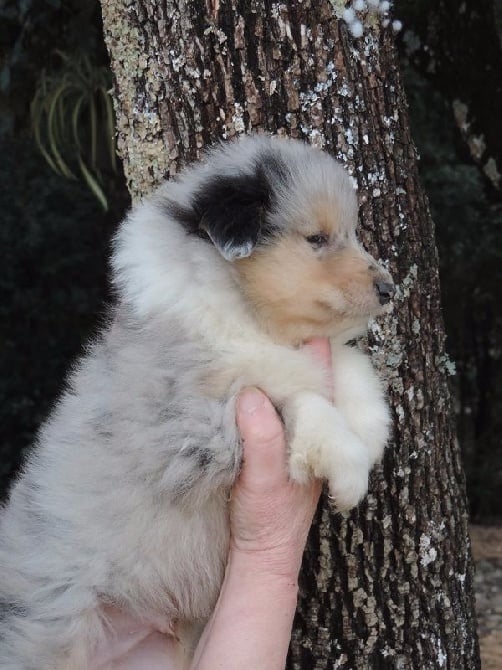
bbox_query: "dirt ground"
[470,525,502,669]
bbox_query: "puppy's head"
[171,137,394,344]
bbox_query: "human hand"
[230,337,332,579]
[191,337,333,670]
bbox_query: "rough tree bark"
[100,1,480,668]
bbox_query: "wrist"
[190,539,301,669]
[227,544,302,591]
[191,548,298,668]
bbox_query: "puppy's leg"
[284,392,370,511]
[92,628,194,670]
[176,619,207,669]
[330,344,391,467]
[0,604,103,670]
[64,610,204,670]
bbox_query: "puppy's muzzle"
[374,281,395,305]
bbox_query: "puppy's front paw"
[286,392,370,511]
[326,438,369,511]
[331,344,391,467]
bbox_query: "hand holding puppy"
[229,339,330,569]
[94,339,330,670]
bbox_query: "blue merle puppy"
[0,136,393,668]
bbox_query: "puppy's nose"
[375,281,395,305]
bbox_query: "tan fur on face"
[235,199,392,345]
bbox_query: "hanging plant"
[31,51,116,210]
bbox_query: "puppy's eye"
[305,233,329,249]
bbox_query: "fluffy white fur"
[0,136,392,668]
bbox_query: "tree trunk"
[100,1,480,667]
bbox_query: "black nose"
[375,281,395,305]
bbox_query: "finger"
[236,388,288,490]
[304,337,333,399]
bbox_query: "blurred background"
[0,0,501,523]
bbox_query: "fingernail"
[238,388,265,415]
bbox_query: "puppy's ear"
[193,168,272,261]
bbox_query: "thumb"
[236,388,288,491]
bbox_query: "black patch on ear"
[194,170,270,260]
[162,149,289,261]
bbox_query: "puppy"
[0,136,393,668]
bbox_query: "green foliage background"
[0,0,500,519]
[404,70,502,518]
[0,137,115,490]
[0,0,129,491]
